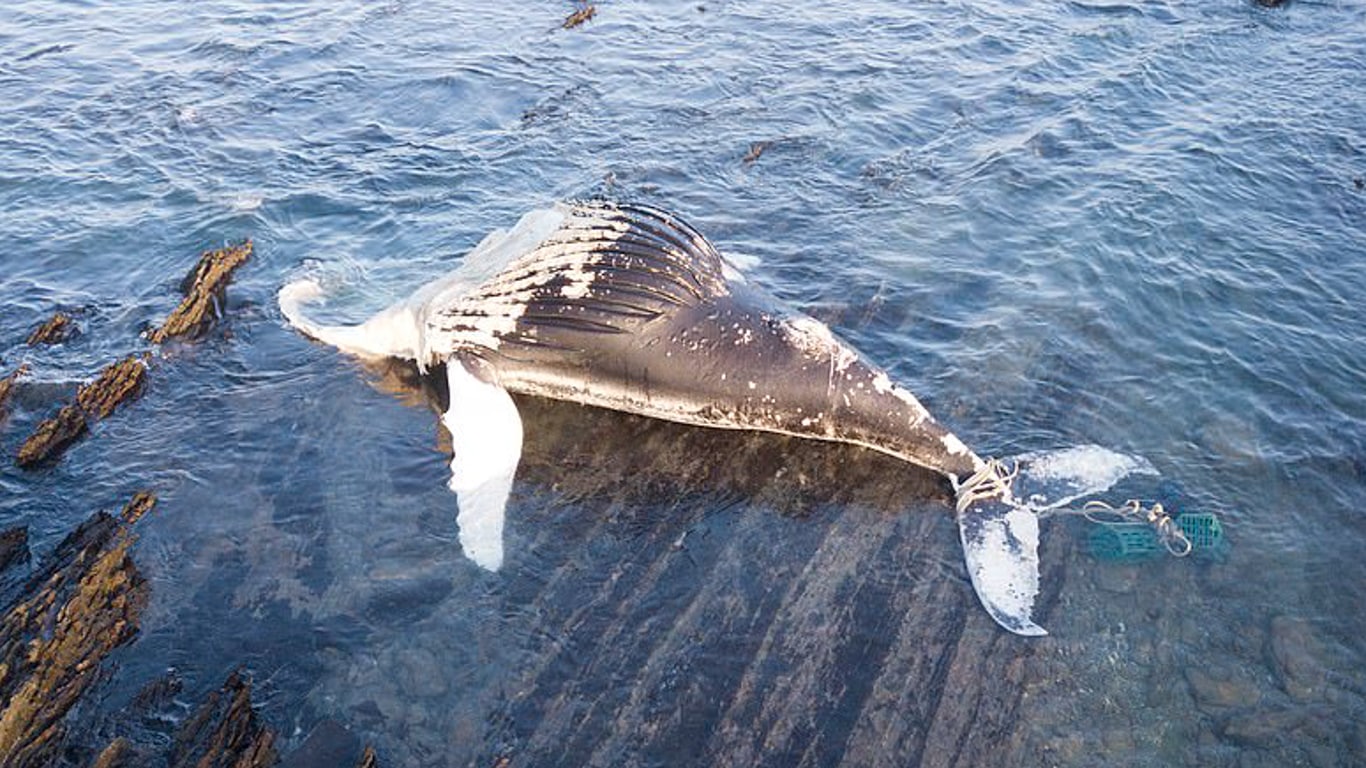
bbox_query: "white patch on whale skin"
[782,315,859,373]
[427,294,530,363]
[941,433,971,456]
[559,262,595,299]
[423,204,659,355]
[870,371,932,423]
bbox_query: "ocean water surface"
[2,1,1363,766]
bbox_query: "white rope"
[952,458,1018,516]
[955,459,1194,558]
[1047,498,1193,557]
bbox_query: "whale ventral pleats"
[430,202,731,352]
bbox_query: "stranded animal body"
[280,202,1045,635]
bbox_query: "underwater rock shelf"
[467,398,1073,767]
[0,527,26,573]
[0,494,152,767]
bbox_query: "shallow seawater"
[2,1,1364,766]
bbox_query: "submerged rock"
[168,671,277,768]
[0,528,27,575]
[1183,663,1263,713]
[1219,704,1311,748]
[0,494,154,768]
[0,365,28,419]
[1268,615,1328,702]
[90,738,138,768]
[279,720,364,768]
[15,403,88,468]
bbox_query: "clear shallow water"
[2,1,1364,766]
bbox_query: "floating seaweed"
[743,140,772,165]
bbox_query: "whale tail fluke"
[952,446,1161,635]
[954,459,1047,636]
[278,278,424,364]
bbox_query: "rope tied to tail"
[956,460,1196,559]
[952,458,1019,516]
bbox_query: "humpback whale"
[280,201,1047,635]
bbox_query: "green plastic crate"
[1087,513,1224,561]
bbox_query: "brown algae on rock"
[0,365,27,418]
[15,355,147,468]
[15,240,249,468]
[563,3,596,29]
[148,240,253,344]
[76,354,149,420]
[25,312,73,346]
[15,403,88,468]
[0,493,155,767]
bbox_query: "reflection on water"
[2,0,1364,765]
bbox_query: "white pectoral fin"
[443,360,524,572]
[957,497,1047,636]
